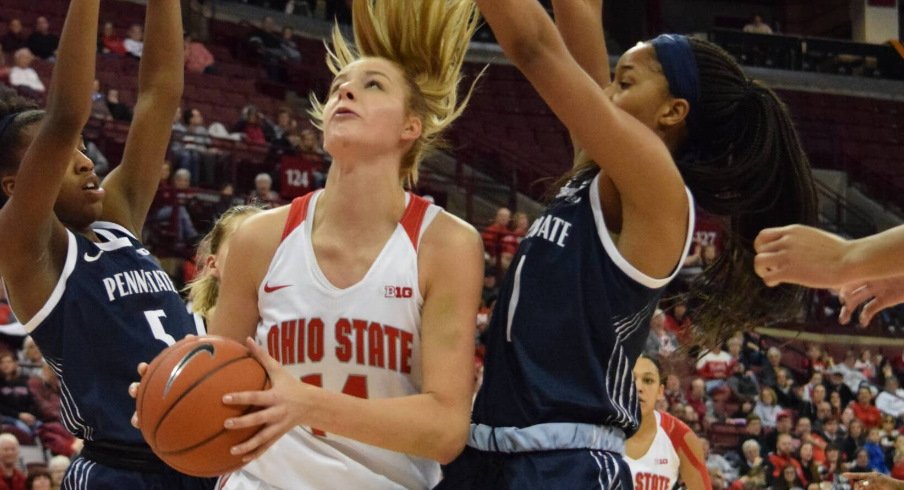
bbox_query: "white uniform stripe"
[506,255,526,342]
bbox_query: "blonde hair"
[187,206,262,317]
[309,0,481,187]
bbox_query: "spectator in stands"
[270,108,295,142]
[279,27,301,61]
[865,427,890,474]
[801,382,828,422]
[737,439,767,487]
[16,337,42,379]
[153,169,199,244]
[755,386,784,429]
[774,463,806,490]
[820,416,845,449]
[697,341,735,392]
[760,346,783,389]
[843,419,867,461]
[481,206,511,266]
[98,21,126,56]
[829,371,856,410]
[799,441,824,484]
[105,89,132,122]
[25,468,50,490]
[687,377,714,427]
[0,433,25,490]
[766,411,797,455]
[776,368,802,410]
[849,448,874,473]
[46,456,69,490]
[891,434,904,480]
[9,49,45,95]
[246,173,280,207]
[664,373,687,408]
[0,352,39,438]
[856,350,877,381]
[234,105,272,145]
[175,107,215,186]
[851,385,883,430]
[183,33,215,74]
[767,433,808,487]
[739,415,765,455]
[1,20,28,55]
[26,17,58,61]
[803,344,828,378]
[797,417,828,463]
[89,80,112,120]
[823,444,844,483]
[743,14,773,34]
[499,212,529,272]
[876,376,904,418]
[702,438,738,483]
[123,24,144,58]
[645,308,679,358]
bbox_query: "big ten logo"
[384,286,413,298]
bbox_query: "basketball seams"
[151,353,259,449]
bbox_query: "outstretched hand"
[838,276,904,327]
[843,472,904,490]
[754,225,851,289]
[221,338,310,463]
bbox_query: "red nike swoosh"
[263,283,292,293]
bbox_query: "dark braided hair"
[677,39,817,347]
[0,87,44,177]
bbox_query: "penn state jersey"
[472,169,694,437]
[22,222,203,444]
[626,411,685,490]
[221,191,442,490]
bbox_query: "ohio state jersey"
[626,411,685,490]
[221,191,441,490]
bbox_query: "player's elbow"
[431,422,469,464]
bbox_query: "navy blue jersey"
[25,222,203,444]
[473,170,693,438]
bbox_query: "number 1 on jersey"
[301,374,368,437]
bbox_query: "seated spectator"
[760,346,783,389]
[696,342,735,392]
[755,386,784,429]
[247,173,280,207]
[0,433,25,490]
[738,415,765,457]
[47,455,70,490]
[16,338,42,380]
[828,373,855,413]
[184,34,215,74]
[270,108,296,142]
[797,417,828,463]
[765,410,797,455]
[773,463,805,490]
[775,368,801,410]
[842,419,866,462]
[879,414,899,451]
[891,434,904,480]
[686,377,714,427]
[0,352,39,438]
[728,361,760,401]
[834,351,869,395]
[98,21,126,56]
[500,212,529,272]
[767,433,807,487]
[743,14,774,34]
[855,350,877,381]
[800,382,827,423]
[864,427,890,474]
[803,344,827,378]
[847,448,873,473]
[737,439,767,486]
[481,207,511,266]
[123,24,144,58]
[90,80,113,120]
[154,169,200,244]
[27,361,80,457]
[645,309,679,359]
[25,468,51,490]
[819,417,845,450]
[850,385,882,430]
[702,438,739,483]
[105,89,132,122]
[279,27,301,61]
[1,19,28,55]
[234,105,272,145]
[822,444,844,483]
[26,17,58,60]
[9,49,45,94]
[176,108,222,187]
[876,374,904,416]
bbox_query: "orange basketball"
[136,335,269,477]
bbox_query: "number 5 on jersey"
[300,374,368,437]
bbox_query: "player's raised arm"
[0,0,99,291]
[100,0,184,236]
[551,0,609,89]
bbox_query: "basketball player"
[438,0,816,487]
[626,354,710,490]
[755,224,904,326]
[0,0,213,487]
[203,1,484,488]
[186,205,262,320]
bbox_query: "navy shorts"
[63,456,217,490]
[436,446,634,490]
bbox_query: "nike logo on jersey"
[84,250,104,262]
[264,283,292,293]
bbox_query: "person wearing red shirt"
[99,21,126,56]
[0,434,25,490]
[696,343,735,392]
[851,385,883,430]
[767,433,808,487]
[481,207,511,267]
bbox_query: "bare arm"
[678,431,712,490]
[100,0,184,236]
[476,0,688,278]
[222,214,484,464]
[552,0,609,89]
[755,224,904,289]
[0,0,99,304]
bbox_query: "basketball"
[135,335,269,477]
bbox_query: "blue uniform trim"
[468,422,626,453]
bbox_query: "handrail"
[813,178,878,237]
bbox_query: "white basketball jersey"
[221,191,442,490]
[626,411,684,490]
